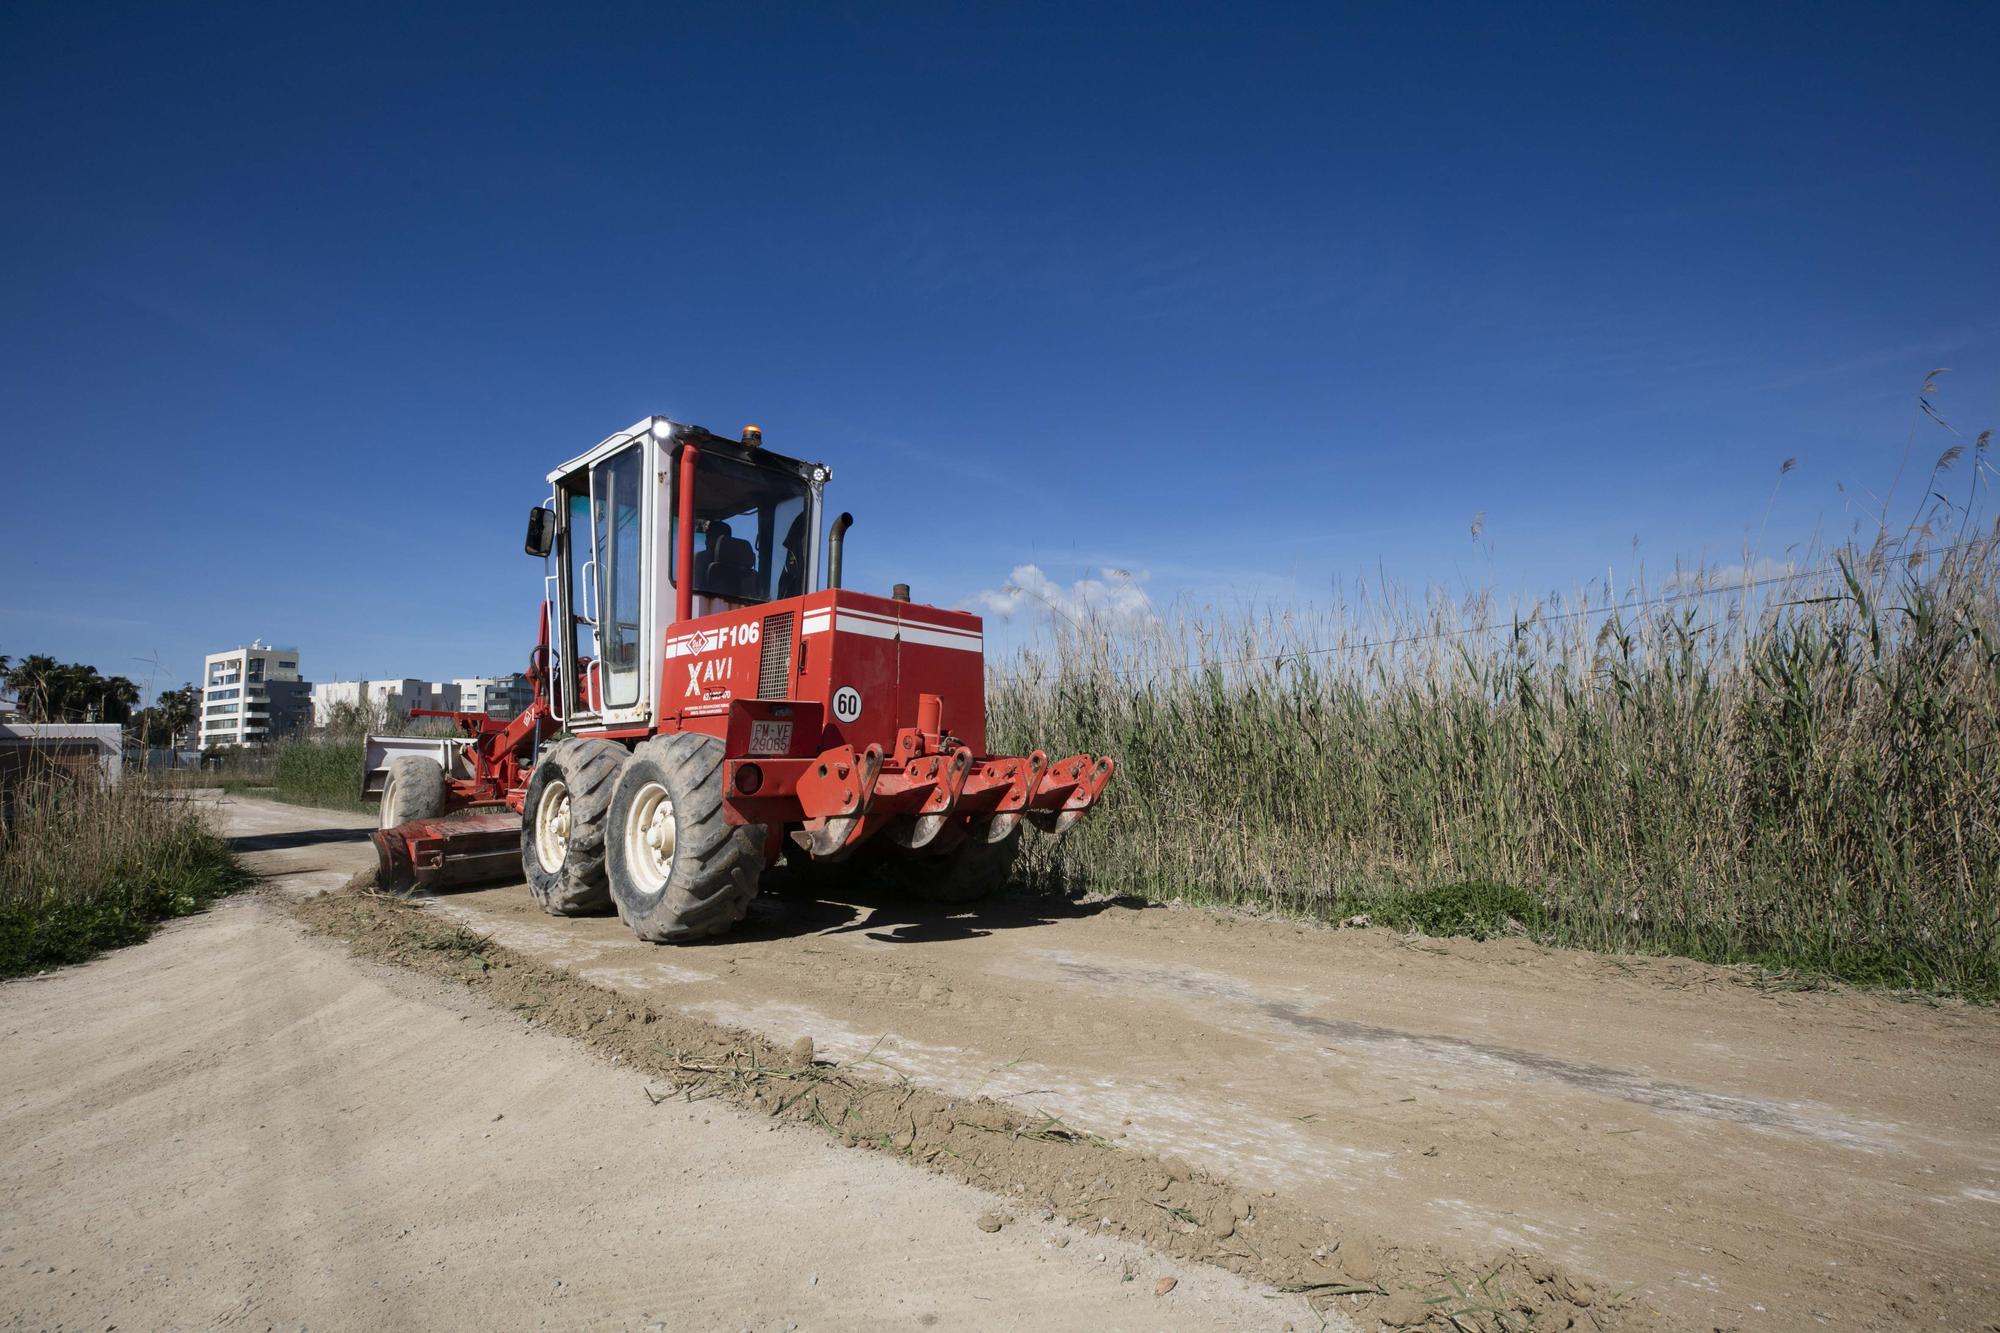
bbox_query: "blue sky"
[3,1,1996,691]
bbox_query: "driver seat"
[703,535,759,600]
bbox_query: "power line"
[1097,536,1991,685]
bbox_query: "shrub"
[0,773,250,977]
[1366,881,1541,941]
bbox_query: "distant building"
[2,722,124,791]
[310,680,363,724]
[201,643,310,749]
[452,675,534,719]
[312,678,461,726]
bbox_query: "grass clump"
[0,773,251,977]
[1364,881,1541,942]
[990,495,2000,999]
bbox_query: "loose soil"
[299,886,1629,1331]
[2,901,1317,1331]
[36,795,2000,1331]
[396,871,2000,1333]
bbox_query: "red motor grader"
[367,416,1115,942]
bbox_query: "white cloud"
[1663,557,1799,592]
[968,564,1154,628]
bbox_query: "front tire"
[606,733,766,942]
[520,736,626,915]
[379,756,446,828]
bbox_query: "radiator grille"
[757,611,795,698]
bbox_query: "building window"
[277,660,296,670]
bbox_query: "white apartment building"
[452,675,534,719]
[312,679,462,725]
[201,643,309,748]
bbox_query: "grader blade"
[370,812,523,895]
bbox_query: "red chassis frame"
[369,436,1118,890]
[374,679,1115,892]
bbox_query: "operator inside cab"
[681,436,812,613]
[692,519,759,600]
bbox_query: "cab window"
[678,453,810,605]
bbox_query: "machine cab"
[536,416,829,730]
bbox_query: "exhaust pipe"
[827,512,854,589]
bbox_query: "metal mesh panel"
[758,611,795,699]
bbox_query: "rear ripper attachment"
[362,414,1116,942]
[724,693,1116,861]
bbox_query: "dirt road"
[13,795,2000,1331]
[0,811,1319,1332]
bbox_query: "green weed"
[0,775,251,977]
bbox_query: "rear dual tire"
[606,733,768,942]
[876,828,1021,903]
[521,736,625,915]
[783,826,1021,904]
[520,731,1004,937]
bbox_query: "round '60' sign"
[831,686,863,724]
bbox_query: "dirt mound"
[296,887,1651,1331]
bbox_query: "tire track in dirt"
[1033,951,1903,1150]
[296,887,1641,1332]
[212,797,2000,1331]
[407,870,2000,1331]
[2,899,1319,1333]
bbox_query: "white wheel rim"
[535,778,571,872]
[622,780,675,899]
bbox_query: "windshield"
[681,453,811,604]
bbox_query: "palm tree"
[3,655,64,720]
[98,675,140,725]
[0,657,139,722]
[133,684,200,749]
[158,684,198,744]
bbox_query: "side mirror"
[524,507,555,557]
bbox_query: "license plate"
[747,720,794,756]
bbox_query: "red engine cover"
[657,590,987,752]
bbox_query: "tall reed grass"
[0,772,249,976]
[989,525,2000,999]
[147,739,372,811]
[259,701,449,811]
[273,739,368,811]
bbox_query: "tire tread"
[607,733,766,943]
[521,735,627,915]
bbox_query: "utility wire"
[1091,535,1990,685]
